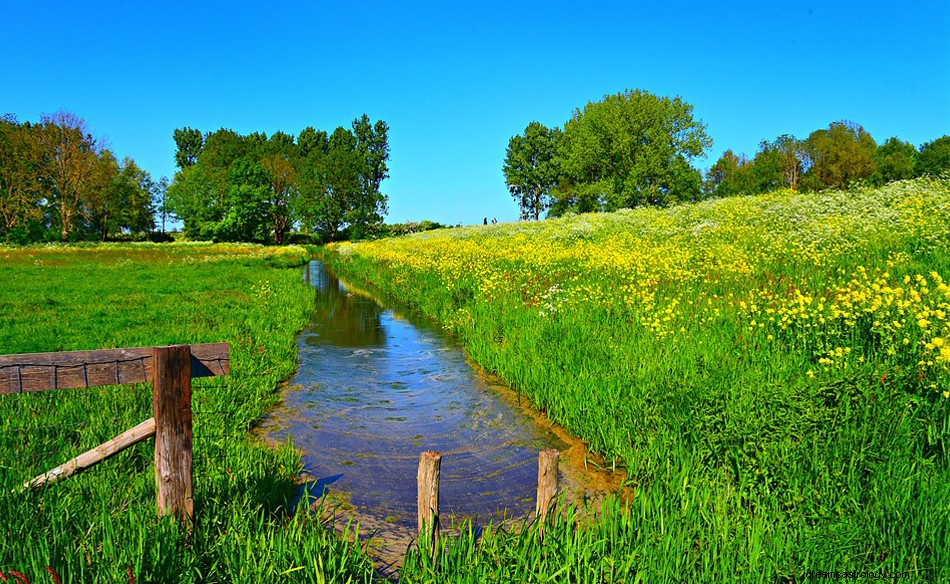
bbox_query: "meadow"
[327,176,950,582]
[0,244,377,583]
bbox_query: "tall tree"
[557,89,711,212]
[173,127,204,169]
[705,149,753,198]
[916,136,950,177]
[352,114,390,198]
[502,121,561,220]
[0,116,45,241]
[168,118,389,242]
[259,131,298,244]
[37,111,102,241]
[801,121,877,191]
[872,137,918,185]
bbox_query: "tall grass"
[328,178,950,582]
[0,243,376,583]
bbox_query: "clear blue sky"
[3,0,948,226]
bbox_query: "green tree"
[352,114,390,198]
[801,121,877,191]
[173,127,203,169]
[872,137,918,185]
[259,131,298,244]
[166,128,255,240]
[85,155,156,240]
[37,111,103,240]
[704,149,754,198]
[502,121,561,220]
[299,127,365,240]
[169,117,389,243]
[214,158,271,243]
[0,115,46,242]
[916,136,950,177]
[296,118,389,241]
[556,89,711,212]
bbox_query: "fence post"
[152,345,193,523]
[417,450,442,556]
[536,449,559,539]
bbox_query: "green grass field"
[3,178,949,582]
[0,243,376,583]
[328,177,950,582]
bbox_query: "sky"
[3,0,949,226]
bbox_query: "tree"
[916,136,950,177]
[258,131,298,244]
[801,121,877,191]
[352,114,390,198]
[168,117,390,243]
[502,121,561,220]
[297,127,365,240]
[37,111,103,241]
[173,127,204,169]
[296,118,390,241]
[153,175,170,234]
[0,115,46,241]
[704,149,753,198]
[166,128,254,240]
[215,158,271,243]
[556,89,711,212]
[872,137,918,185]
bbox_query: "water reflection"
[262,261,567,527]
[306,264,386,347]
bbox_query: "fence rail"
[4,342,561,550]
[0,343,228,394]
[1,343,230,523]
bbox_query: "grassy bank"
[0,243,376,583]
[327,177,950,582]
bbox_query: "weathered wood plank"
[152,345,194,523]
[21,418,156,490]
[536,449,559,541]
[0,343,229,394]
[417,450,442,556]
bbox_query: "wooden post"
[417,450,442,555]
[536,449,559,538]
[152,345,193,523]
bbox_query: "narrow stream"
[261,261,615,536]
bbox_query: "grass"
[326,177,950,582]
[0,243,376,583]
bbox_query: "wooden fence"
[416,448,560,552]
[0,343,230,523]
[3,342,561,545]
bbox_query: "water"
[261,261,603,530]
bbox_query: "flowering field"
[328,177,950,581]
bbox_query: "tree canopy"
[0,111,157,243]
[502,89,711,219]
[703,123,947,199]
[166,115,389,243]
[917,136,950,177]
[502,122,561,220]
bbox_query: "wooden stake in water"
[417,450,442,555]
[152,345,193,524]
[536,449,559,539]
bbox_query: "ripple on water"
[260,261,623,535]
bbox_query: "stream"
[260,261,619,564]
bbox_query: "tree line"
[704,124,949,198]
[504,89,950,220]
[167,115,389,244]
[0,111,161,243]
